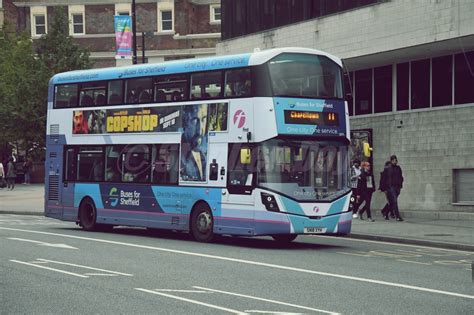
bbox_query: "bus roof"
[50,47,342,85]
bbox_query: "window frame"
[157,1,174,33]
[68,5,85,36]
[159,9,174,32]
[210,4,221,24]
[31,6,48,37]
[115,3,131,16]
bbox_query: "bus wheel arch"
[78,197,98,231]
[190,201,214,242]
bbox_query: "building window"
[344,72,354,116]
[34,15,46,35]
[453,169,474,204]
[374,65,392,113]
[432,55,453,107]
[210,4,221,24]
[410,59,430,109]
[455,51,474,105]
[160,10,173,32]
[68,5,85,35]
[355,69,372,115]
[31,6,47,36]
[115,3,131,16]
[396,63,409,111]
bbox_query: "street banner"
[114,15,132,59]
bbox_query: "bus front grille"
[48,175,59,201]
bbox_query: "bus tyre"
[190,203,214,243]
[79,199,98,231]
[272,234,297,243]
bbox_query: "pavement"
[1,184,473,251]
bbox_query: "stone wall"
[216,0,474,59]
[351,105,474,214]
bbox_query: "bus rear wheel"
[79,199,98,231]
[272,234,297,243]
[190,203,214,242]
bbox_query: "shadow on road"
[53,226,345,251]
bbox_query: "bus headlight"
[261,193,279,212]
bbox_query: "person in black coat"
[379,161,394,220]
[356,161,376,221]
[386,155,404,221]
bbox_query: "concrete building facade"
[217,0,474,217]
[11,0,221,68]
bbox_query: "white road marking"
[397,260,432,265]
[154,289,211,293]
[36,258,133,276]
[330,236,473,254]
[10,259,89,278]
[2,227,473,300]
[194,286,337,314]
[245,311,303,314]
[135,288,246,314]
[8,237,78,249]
[84,273,118,277]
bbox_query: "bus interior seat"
[155,90,166,102]
[171,91,182,101]
[139,90,151,103]
[95,94,106,105]
[80,95,94,106]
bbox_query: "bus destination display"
[284,110,339,126]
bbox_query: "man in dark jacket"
[356,161,376,221]
[386,155,404,221]
[379,161,394,220]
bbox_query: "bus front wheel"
[79,199,98,231]
[190,203,214,242]
[272,234,297,243]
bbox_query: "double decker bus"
[45,47,352,243]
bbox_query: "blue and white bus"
[45,47,352,243]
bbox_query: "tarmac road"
[1,214,472,314]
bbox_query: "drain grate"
[424,234,453,237]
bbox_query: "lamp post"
[132,0,138,64]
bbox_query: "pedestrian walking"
[23,157,33,184]
[379,161,394,220]
[6,158,16,190]
[356,161,376,221]
[0,161,5,189]
[386,155,404,221]
[350,159,362,218]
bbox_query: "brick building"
[11,0,221,68]
[218,0,474,218]
[1,0,19,30]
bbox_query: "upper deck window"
[224,68,251,97]
[126,78,153,104]
[154,75,188,102]
[79,82,106,107]
[55,84,78,108]
[267,53,343,99]
[191,71,223,100]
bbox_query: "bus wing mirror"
[240,148,251,164]
[363,142,372,157]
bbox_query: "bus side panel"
[45,143,65,220]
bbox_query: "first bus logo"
[109,187,119,207]
[233,109,246,128]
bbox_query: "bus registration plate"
[304,227,326,234]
